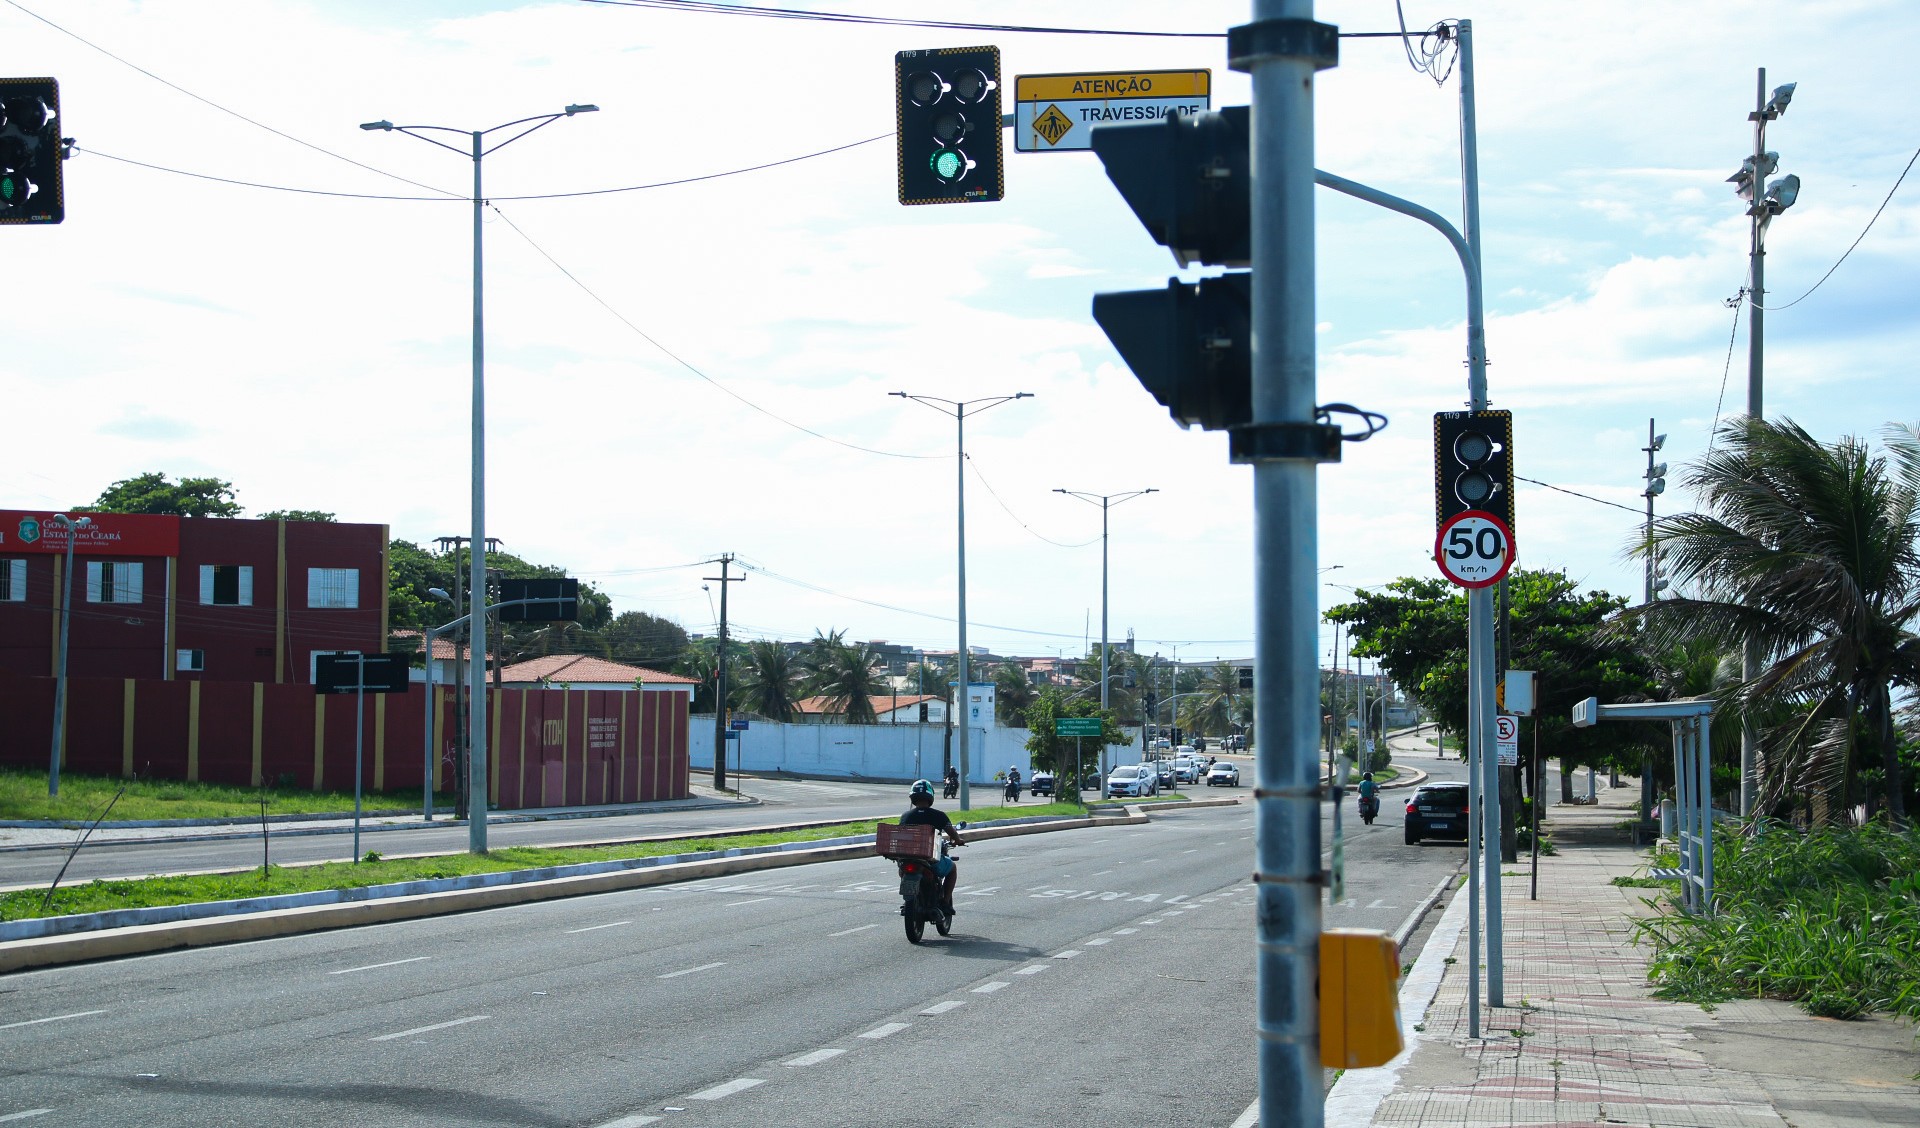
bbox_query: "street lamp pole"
[362,103,598,853]
[1055,488,1156,799]
[48,513,91,798]
[891,391,1032,811]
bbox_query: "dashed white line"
[784,1048,846,1067]
[1053,950,1082,959]
[1084,938,1112,946]
[658,962,727,979]
[1182,849,1198,854]
[725,898,770,907]
[369,1015,489,1042]
[689,1078,764,1101]
[829,923,881,937]
[1143,918,1165,925]
[860,1022,910,1039]
[1115,928,1140,935]
[920,1001,966,1015]
[972,982,1009,994]
[564,921,631,934]
[1013,965,1048,976]
[0,1010,106,1031]
[592,1115,661,1128]
[0,1112,53,1123]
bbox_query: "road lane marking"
[1052,950,1081,959]
[1115,928,1139,935]
[1166,895,1190,904]
[1013,965,1048,975]
[1084,938,1111,946]
[331,956,433,975]
[725,898,770,907]
[859,1023,909,1039]
[370,1015,488,1042]
[564,921,631,934]
[784,1048,846,1066]
[593,1116,660,1127]
[1092,870,1113,877]
[1182,849,1198,854]
[0,1112,52,1122]
[689,1078,764,1100]
[658,962,727,979]
[920,1001,966,1015]
[0,1010,107,1031]
[972,982,1009,994]
[1143,919,1165,925]
[829,923,880,937]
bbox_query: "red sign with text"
[0,511,182,557]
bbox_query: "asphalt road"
[1,760,1468,1127]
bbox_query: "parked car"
[1171,757,1202,784]
[1107,764,1158,798]
[1029,770,1055,797]
[1206,761,1240,787]
[1405,782,1470,844]
[1224,734,1246,751]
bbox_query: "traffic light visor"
[948,68,993,104]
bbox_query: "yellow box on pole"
[1320,928,1404,1068]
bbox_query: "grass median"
[1,800,1086,923]
[1,768,457,824]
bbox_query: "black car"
[1029,770,1055,797]
[1404,783,1469,844]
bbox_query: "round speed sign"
[1434,509,1516,589]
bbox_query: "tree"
[1022,687,1134,805]
[734,639,802,721]
[1633,417,1920,824]
[601,611,690,670]
[79,472,242,518]
[257,509,336,522]
[802,630,884,723]
[991,663,1037,727]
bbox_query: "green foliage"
[78,471,242,518]
[1636,822,1920,1021]
[1022,687,1134,803]
[991,662,1037,726]
[733,638,802,721]
[0,768,454,823]
[799,630,885,723]
[257,509,337,522]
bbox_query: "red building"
[0,510,387,685]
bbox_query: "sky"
[4,0,1916,670]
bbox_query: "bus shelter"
[1571,696,1717,914]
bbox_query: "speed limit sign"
[1434,508,1516,589]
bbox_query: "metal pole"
[353,659,366,863]
[1741,67,1766,819]
[1247,0,1324,1120]
[1099,497,1109,795]
[713,554,732,791]
[467,129,490,854]
[423,625,436,821]
[956,407,971,812]
[49,514,84,799]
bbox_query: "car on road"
[1107,764,1158,798]
[1029,770,1055,797]
[1224,734,1246,751]
[1206,761,1240,787]
[1151,759,1176,788]
[1191,736,1206,752]
[1404,782,1470,844]
[1171,757,1202,784]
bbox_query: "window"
[307,568,359,609]
[0,559,23,602]
[199,564,254,606]
[85,561,144,604]
[176,649,205,672]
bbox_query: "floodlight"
[1764,174,1801,212]
[1651,433,1666,451]
[1765,82,1796,117]
[1647,463,1668,480]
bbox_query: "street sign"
[1434,509,1515,589]
[1015,70,1210,152]
[723,730,738,741]
[497,577,579,622]
[1495,714,1520,766]
[1055,716,1103,737]
[730,718,749,730]
[314,652,410,694]
[1504,670,1535,716]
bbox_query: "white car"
[1206,761,1241,787]
[1106,764,1159,798]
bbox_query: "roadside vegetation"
[0,768,457,824]
[1635,823,1920,1021]
[1,801,1084,923]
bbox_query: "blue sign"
[723,730,739,740]
[730,718,750,730]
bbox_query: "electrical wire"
[1707,292,1744,454]
[1392,5,1457,86]
[967,456,1099,548]
[1744,144,1919,312]
[486,206,939,461]
[574,0,1225,37]
[1514,474,1644,516]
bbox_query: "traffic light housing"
[1433,410,1514,529]
[1090,106,1252,431]
[0,77,63,225]
[895,47,1003,205]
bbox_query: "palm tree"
[991,662,1037,727]
[733,639,802,722]
[802,631,884,723]
[1635,417,1920,824]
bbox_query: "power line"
[1744,144,1919,312]
[967,455,1099,548]
[1514,474,1643,516]
[1708,293,1743,454]
[574,0,1225,37]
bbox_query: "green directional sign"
[1055,716,1103,737]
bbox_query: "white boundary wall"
[689,720,1135,783]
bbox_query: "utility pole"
[704,553,743,791]
[1055,488,1156,798]
[435,535,500,820]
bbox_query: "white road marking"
[1053,950,1081,959]
[859,1023,909,1039]
[370,1015,489,1042]
[829,923,881,937]
[593,1116,661,1128]
[784,1048,846,1067]
[725,898,770,907]
[972,982,1009,994]
[564,921,631,934]
[689,1078,764,1101]
[0,1010,106,1031]
[1084,938,1111,946]
[1013,965,1048,976]
[1365,899,1390,910]
[1144,919,1165,925]
[920,1001,966,1015]
[658,962,727,979]
[1182,849,1198,854]
[1092,870,1113,877]
[0,1112,52,1123]
[1166,895,1190,904]
[1115,928,1140,935]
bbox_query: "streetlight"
[48,513,91,798]
[890,390,1032,811]
[1054,487,1157,798]
[1642,423,1668,605]
[362,102,599,853]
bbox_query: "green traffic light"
[930,148,965,181]
[0,174,17,204]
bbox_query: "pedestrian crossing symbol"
[1032,104,1073,146]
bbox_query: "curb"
[0,810,1149,973]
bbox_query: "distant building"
[497,653,698,692]
[791,693,947,725]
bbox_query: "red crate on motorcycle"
[876,822,935,860]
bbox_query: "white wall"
[690,718,1142,783]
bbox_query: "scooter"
[1358,793,1380,825]
[895,832,964,944]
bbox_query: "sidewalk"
[1330,785,1920,1127]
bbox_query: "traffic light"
[1433,410,1514,529]
[1238,667,1254,691]
[1090,106,1251,431]
[0,77,63,225]
[895,46,1003,206]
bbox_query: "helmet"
[910,779,935,798]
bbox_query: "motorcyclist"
[1357,771,1379,816]
[1005,765,1021,801]
[943,765,959,798]
[900,779,966,914]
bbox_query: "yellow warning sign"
[1032,104,1073,147]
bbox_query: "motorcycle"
[1358,793,1380,825]
[1004,776,1021,803]
[896,831,964,944]
[943,775,959,799]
